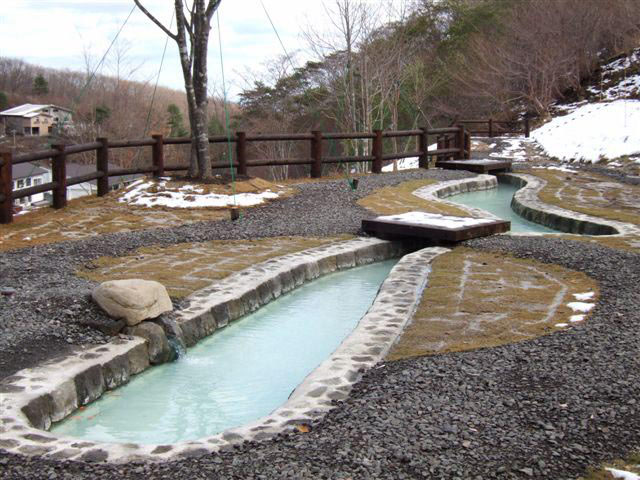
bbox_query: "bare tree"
[133,0,221,180]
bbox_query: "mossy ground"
[357,178,472,216]
[522,168,640,227]
[78,235,353,298]
[522,168,640,252]
[387,247,598,360]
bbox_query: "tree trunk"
[134,0,219,180]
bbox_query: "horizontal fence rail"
[0,125,473,224]
[455,118,530,138]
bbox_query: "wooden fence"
[0,125,469,225]
[455,118,530,138]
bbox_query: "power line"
[143,11,175,137]
[216,9,237,207]
[259,0,297,73]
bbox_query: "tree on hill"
[134,0,222,180]
[32,73,49,95]
[0,91,7,110]
[167,103,189,137]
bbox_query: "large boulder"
[92,279,172,326]
[125,322,172,365]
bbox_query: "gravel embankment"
[1,236,638,479]
[0,169,471,380]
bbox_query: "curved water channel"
[449,181,555,233]
[52,260,397,444]
[51,179,552,445]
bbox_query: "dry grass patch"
[388,247,598,360]
[357,179,472,217]
[0,176,297,252]
[523,168,640,226]
[78,235,353,298]
[0,193,227,252]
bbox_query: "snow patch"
[573,291,595,301]
[606,468,640,480]
[532,100,640,162]
[555,323,569,328]
[569,315,585,323]
[119,180,281,208]
[381,143,437,172]
[567,302,595,313]
[487,137,533,162]
[377,211,495,228]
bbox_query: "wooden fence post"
[464,131,471,159]
[456,125,465,159]
[152,134,164,178]
[444,135,452,161]
[310,130,323,178]
[418,127,429,169]
[96,137,109,197]
[236,131,247,176]
[52,144,67,209]
[488,118,494,138]
[0,150,13,224]
[524,117,530,138]
[372,129,383,174]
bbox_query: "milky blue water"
[52,260,397,444]
[449,182,555,233]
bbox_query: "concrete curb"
[504,173,639,236]
[0,239,447,463]
[412,175,501,219]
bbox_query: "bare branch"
[133,0,178,41]
[205,0,222,21]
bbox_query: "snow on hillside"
[532,100,640,162]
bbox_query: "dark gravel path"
[0,169,471,379]
[2,171,639,479]
[1,236,638,479]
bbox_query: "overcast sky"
[0,0,352,99]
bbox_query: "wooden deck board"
[436,159,512,174]
[362,213,510,242]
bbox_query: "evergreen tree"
[33,74,49,95]
[0,92,7,110]
[95,105,111,124]
[167,104,188,137]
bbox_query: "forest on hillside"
[0,0,638,177]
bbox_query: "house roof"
[0,104,73,118]
[12,162,49,180]
[23,112,53,119]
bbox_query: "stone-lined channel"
[448,181,556,233]
[51,260,398,444]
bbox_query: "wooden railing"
[0,125,469,224]
[455,118,530,138]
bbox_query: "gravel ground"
[2,170,639,479]
[0,169,471,380]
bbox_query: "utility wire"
[216,9,237,207]
[259,0,297,73]
[143,11,175,137]
[19,4,137,203]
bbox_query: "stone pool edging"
[503,173,639,236]
[411,174,501,219]
[0,238,447,463]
